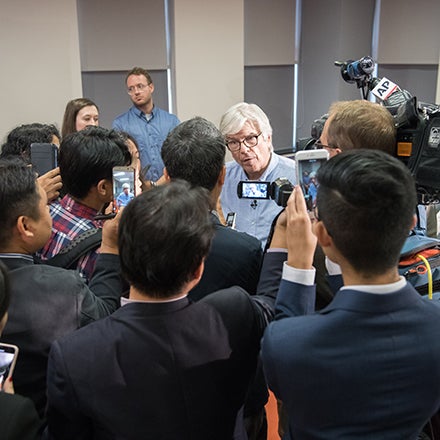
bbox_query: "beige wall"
[0,0,82,139]
[173,0,244,127]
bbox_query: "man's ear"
[186,261,205,292]
[97,179,112,197]
[314,220,332,249]
[218,165,226,187]
[163,167,171,183]
[16,215,35,240]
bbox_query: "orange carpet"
[265,390,281,440]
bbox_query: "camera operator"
[219,103,296,248]
[317,99,396,157]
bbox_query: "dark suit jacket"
[189,213,263,301]
[0,392,42,440]
[262,281,440,439]
[0,253,123,418]
[45,252,302,440]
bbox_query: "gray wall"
[245,66,295,151]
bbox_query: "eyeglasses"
[226,133,262,152]
[127,83,150,95]
[315,139,338,150]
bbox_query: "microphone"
[250,200,258,209]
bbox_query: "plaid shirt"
[38,195,103,283]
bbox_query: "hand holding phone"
[0,343,19,391]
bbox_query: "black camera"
[237,178,293,207]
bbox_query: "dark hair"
[119,180,215,298]
[316,149,416,275]
[0,262,10,323]
[60,126,131,199]
[1,123,60,163]
[125,67,153,85]
[161,117,225,192]
[61,98,99,139]
[0,158,40,247]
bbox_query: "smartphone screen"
[0,343,18,388]
[295,150,329,211]
[30,143,58,175]
[113,167,135,208]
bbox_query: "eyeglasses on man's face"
[226,133,262,152]
[315,139,338,150]
[127,83,150,95]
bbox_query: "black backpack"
[43,228,102,269]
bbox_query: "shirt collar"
[132,105,156,120]
[340,276,407,294]
[60,194,100,221]
[121,292,188,306]
[0,253,34,263]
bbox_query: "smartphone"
[0,343,19,389]
[113,166,135,209]
[94,166,136,220]
[237,181,271,199]
[30,143,58,175]
[225,212,236,229]
[295,149,329,210]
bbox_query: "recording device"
[237,178,294,207]
[296,149,329,210]
[94,166,135,220]
[113,166,135,207]
[225,212,236,229]
[0,343,18,389]
[335,56,374,83]
[237,181,270,199]
[30,143,58,175]
[335,56,440,204]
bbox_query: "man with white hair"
[219,102,296,248]
[116,183,134,207]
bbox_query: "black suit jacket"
[0,392,42,440]
[189,213,263,301]
[45,253,296,440]
[0,253,123,418]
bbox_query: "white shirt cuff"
[282,261,316,286]
[325,257,342,275]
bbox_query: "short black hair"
[317,149,416,275]
[0,158,40,247]
[161,117,225,192]
[60,126,131,199]
[1,123,60,163]
[119,180,215,298]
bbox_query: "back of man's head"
[326,100,396,155]
[317,149,416,275]
[119,180,215,298]
[1,123,60,163]
[161,117,225,191]
[0,158,40,247]
[60,126,131,199]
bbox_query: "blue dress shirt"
[112,105,180,181]
[220,153,296,248]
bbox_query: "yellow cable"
[416,253,433,300]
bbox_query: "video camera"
[298,56,440,204]
[237,178,293,207]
